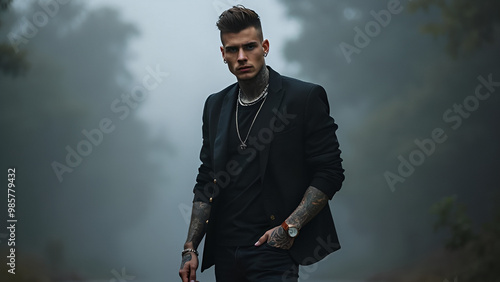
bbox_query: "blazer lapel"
[213,84,238,175]
[256,67,284,182]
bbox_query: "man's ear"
[220,46,225,59]
[262,39,270,54]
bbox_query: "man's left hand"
[255,225,295,250]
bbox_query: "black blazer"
[193,67,345,271]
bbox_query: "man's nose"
[237,48,247,61]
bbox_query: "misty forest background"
[1,0,499,281]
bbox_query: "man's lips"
[238,66,252,72]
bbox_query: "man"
[179,5,345,282]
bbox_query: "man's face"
[220,26,269,81]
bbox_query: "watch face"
[288,227,299,238]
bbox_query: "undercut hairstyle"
[216,5,263,44]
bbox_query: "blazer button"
[205,219,209,224]
[209,197,213,203]
[270,215,275,221]
[213,179,217,184]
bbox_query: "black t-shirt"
[215,98,270,246]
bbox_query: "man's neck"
[238,65,269,102]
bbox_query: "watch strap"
[281,221,289,232]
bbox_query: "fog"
[1,0,499,281]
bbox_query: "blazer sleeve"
[304,85,345,199]
[193,95,214,203]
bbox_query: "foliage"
[0,0,28,76]
[431,196,500,281]
[0,0,12,11]
[409,0,500,58]
[0,43,28,76]
[430,195,475,250]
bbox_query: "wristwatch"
[281,221,299,238]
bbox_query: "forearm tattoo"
[287,186,328,230]
[185,201,211,250]
[267,186,328,249]
[180,253,192,269]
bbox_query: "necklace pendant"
[240,144,247,150]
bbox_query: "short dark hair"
[216,5,263,43]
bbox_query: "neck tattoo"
[238,84,269,106]
[238,66,269,102]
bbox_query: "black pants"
[214,244,299,282]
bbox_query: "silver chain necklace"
[235,85,269,150]
[238,84,269,106]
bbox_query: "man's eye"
[226,47,238,53]
[245,45,256,50]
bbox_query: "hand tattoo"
[180,253,192,269]
[267,226,294,249]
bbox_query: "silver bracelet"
[182,248,199,256]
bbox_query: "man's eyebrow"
[224,42,258,49]
[243,42,258,47]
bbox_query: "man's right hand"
[179,252,199,282]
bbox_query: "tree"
[0,0,28,76]
[279,1,500,280]
[0,1,169,279]
[430,196,500,281]
[409,0,500,58]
